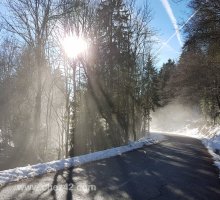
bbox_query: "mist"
[151,101,202,133]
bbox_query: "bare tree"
[1,0,58,159]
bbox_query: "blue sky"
[137,0,191,68]
[0,0,192,68]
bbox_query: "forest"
[0,0,219,169]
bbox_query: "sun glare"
[62,35,87,58]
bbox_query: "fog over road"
[1,133,220,200]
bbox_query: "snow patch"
[200,126,220,175]
[0,134,164,186]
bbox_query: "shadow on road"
[1,134,220,200]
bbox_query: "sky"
[137,0,191,68]
[0,0,192,69]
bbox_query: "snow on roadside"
[0,134,164,186]
[200,125,220,173]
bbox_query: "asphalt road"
[1,133,220,200]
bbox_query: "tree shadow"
[50,170,64,200]
[66,166,74,200]
[1,134,220,200]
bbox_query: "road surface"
[0,134,220,200]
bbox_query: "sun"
[62,35,87,58]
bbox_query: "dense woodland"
[0,0,219,168]
[169,0,220,123]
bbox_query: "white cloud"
[161,0,182,46]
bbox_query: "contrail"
[154,36,179,54]
[155,6,201,55]
[161,0,182,46]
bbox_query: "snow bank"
[0,134,164,186]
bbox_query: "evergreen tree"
[141,54,160,135]
[158,59,176,106]
[93,0,134,145]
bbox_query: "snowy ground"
[0,133,165,186]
